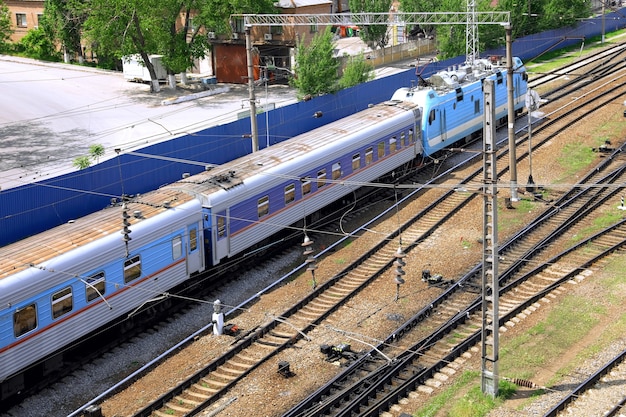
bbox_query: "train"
[0,55,527,408]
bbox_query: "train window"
[172,235,183,259]
[365,147,373,165]
[332,163,341,180]
[389,137,397,152]
[317,169,326,188]
[496,71,503,84]
[124,255,141,284]
[258,196,269,218]
[285,184,295,204]
[377,142,385,159]
[428,109,436,125]
[217,215,226,238]
[189,228,198,252]
[455,87,463,102]
[52,287,73,319]
[352,153,360,171]
[400,132,406,146]
[474,100,480,114]
[301,178,311,196]
[86,272,106,302]
[14,304,37,338]
[408,129,414,144]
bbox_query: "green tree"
[73,155,91,170]
[18,27,59,60]
[349,0,389,49]
[41,0,89,63]
[198,0,276,36]
[401,0,591,61]
[84,0,173,92]
[89,144,105,164]
[339,54,374,89]
[0,1,12,53]
[291,27,339,99]
[539,0,590,32]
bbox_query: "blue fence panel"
[2,9,625,247]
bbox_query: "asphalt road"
[0,56,299,190]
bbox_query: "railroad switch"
[422,270,454,288]
[320,343,359,363]
[278,360,295,378]
[223,323,240,336]
[592,140,614,153]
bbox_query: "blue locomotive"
[0,56,527,406]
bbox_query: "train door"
[425,104,446,152]
[439,108,447,144]
[202,208,213,266]
[186,223,204,274]
[213,209,229,265]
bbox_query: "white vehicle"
[122,54,167,82]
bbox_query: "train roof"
[0,188,195,281]
[162,100,420,201]
[392,56,524,103]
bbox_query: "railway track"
[543,348,626,417]
[128,142,625,417]
[527,42,626,90]
[66,45,626,417]
[285,213,626,417]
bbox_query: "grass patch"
[556,143,595,179]
[569,211,624,244]
[527,29,626,74]
[415,371,516,417]
[499,293,604,382]
[498,197,538,232]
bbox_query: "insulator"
[395,276,405,285]
[305,255,316,264]
[510,378,539,389]
[395,246,406,259]
[301,235,314,247]
[122,234,132,242]
[123,218,131,227]
[394,258,406,268]
[303,247,314,257]
[395,267,406,276]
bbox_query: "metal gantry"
[466,0,479,65]
[235,12,511,27]
[232,12,511,152]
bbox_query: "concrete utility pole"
[245,26,259,152]
[505,25,519,201]
[481,79,500,398]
